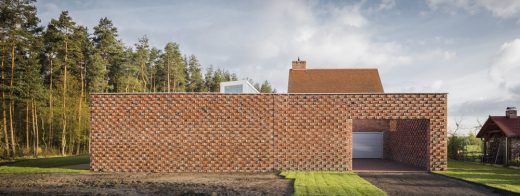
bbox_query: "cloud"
[489,38,520,97]
[426,49,456,61]
[377,0,396,11]
[426,0,520,19]
[285,3,411,70]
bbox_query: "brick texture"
[386,119,430,169]
[353,119,389,132]
[90,93,447,172]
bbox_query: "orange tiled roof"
[287,68,384,93]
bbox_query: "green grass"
[0,155,89,174]
[281,171,386,196]
[464,145,481,153]
[434,160,520,193]
[0,166,88,173]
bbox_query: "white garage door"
[353,132,383,158]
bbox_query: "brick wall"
[274,95,351,171]
[386,119,430,169]
[90,93,447,172]
[353,119,389,132]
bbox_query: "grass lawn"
[434,160,520,193]
[0,155,89,174]
[281,171,386,196]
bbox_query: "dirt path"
[358,172,502,196]
[0,172,293,196]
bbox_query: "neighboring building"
[90,59,447,173]
[288,59,384,93]
[477,107,520,165]
[220,80,259,93]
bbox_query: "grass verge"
[0,155,89,174]
[434,160,520,193]
[281,171,386,196]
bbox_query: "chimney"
[506,107,517,118]
[292,58,306,70]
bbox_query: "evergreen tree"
[44,11,77,156]
[134,35,150,91]
[204,65,215,92]
[212,69,224,92]
[87,52,109,93]
[186,55,204,92]
[92,17,124,92]
[117,47,142,92]
[0,1,278,158]
[148,48,161,92]
[259,80,273,93]
[158,42,185,92]
[0,0,40,157]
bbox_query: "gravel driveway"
[358,172,503,196]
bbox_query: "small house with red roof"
[477,107,520,164]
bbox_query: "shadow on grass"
[4,155,90,170]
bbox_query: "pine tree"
[204,65,215,92]
[117,47,142,92]
[259,80,273,93]
[186,55,204,92]
[148,48,161,92]
[92,17,124,92]
[0,0,40,157]
[212,69,224,92]
[134,36,151,92]
[158,42,185,92]
[0,1,279,158]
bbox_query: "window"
[224,84,243,93]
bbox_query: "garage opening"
[352,119,430,171]
[353,132,383,158]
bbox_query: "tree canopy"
[0,0,276,159]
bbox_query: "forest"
[0,0,275,159]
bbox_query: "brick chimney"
[506,107,517,118]
[292,58,306,70]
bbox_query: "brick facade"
[353,119,389,132]
[386,119,430,169]
[90,93,447,172]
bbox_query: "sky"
[35,0,520,134]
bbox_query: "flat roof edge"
[91,92,448,95]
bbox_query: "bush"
[448,133,482,161]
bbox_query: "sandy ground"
[358,172,502,196]
[0,172,293,196]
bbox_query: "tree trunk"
[1,45,8,157]
[26,103,29,151]
[32,99,36,158]
[40,108,47,157]
[77,66,84,155]
[48,58,53,150]
[61,41,68,156]
[9,44,15,157]
[167,58,170,92]
[141,62,147,92]
[35,101,39,158]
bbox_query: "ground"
[1,156,518,195]
[281,171,386,196]
[0,172,292,196]
[358,172,501,196]
[434,160,520,194]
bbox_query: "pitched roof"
[477,116,520,138]
[287,68,384,93]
